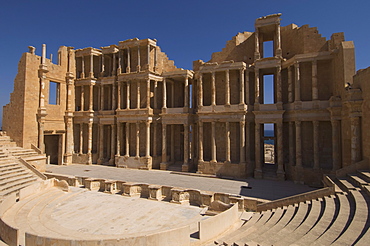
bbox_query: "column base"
[63,154,73,165]
[108,158,115,166]
[182,163,189,172]
[97,158,104,165]
[254,169,263,179]
[238,103,246,110]
[160,162,168,170]
[87,153,92,165]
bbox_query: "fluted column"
[171,125,175,162]
[154,81,158,109]
[240,121,246,164]
[137,80,141,109]
[254,29,260,60]
[79,123,83,154]
[245,70,250,105]
[198,122,204,162]
[184,124,189,165]
[332,120,340,170]
[225,70,230,106]
[226,122,231,162]
[81,85,85,111]
[89,84,93,111]
[277,121,284,179]
[81,56,85,78]
[245,121,251,166]
[288,66,293,103]
[276,66,282,103]
[295,121,302,167]
[276,23,282,56]
[117,50,122,74]
[211,122,216,162]
[162,123,167,163]
[145,121,150,158]
[289,122,294,166]
[126,81,130,109]
[313,121,320,169]
[100,55,104,77]
[254,123,262,178]
[109,125,116,164]
[147,44,151,71]
[87,121,93,165]
[153,122,157,157]
[116,122,121,156]
[312,60,318,101]
[117,81,121,110]
[112,83,116,110]
[162,78,167,109]
[112,53,116,76]
[136,122,140,158]
[294,62,301,101]
[137,45,141,72]
[255,69,260,104]
[125,123,130,157]
[240,69,245,105]
[98,124,104,164]
[351,116,361,165]
[184,77,189,108]
[211,72,216,106]
[126,47,131,73]
[146,79,151,109]
[89,54,94,78]
[198,74,203,107]
[100,85,104,110]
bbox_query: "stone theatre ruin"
[3,13,370,187]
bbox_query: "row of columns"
[197,121,247,164]
[77,122,93,164]
[254,66,282,104]
[254,23,281,59]
[161,124,190,165]
[162,77,189,109]
[198,69,246,107]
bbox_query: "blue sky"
[1,1,369,126]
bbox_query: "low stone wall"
[198,161,247,179]
[0,217,18,246]
[336,157,369,178]
[256,186,335,212]
[25,225,190,246]
[199,203,239,242]
[19,157,47,180]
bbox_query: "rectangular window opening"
[264,123,275,164]
[263,74,274,104]
[263,40,274,58]
[49,81,60,105]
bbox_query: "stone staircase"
[213,170,370,246]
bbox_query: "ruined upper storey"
[204,13,347,66]
[74,38,182,80]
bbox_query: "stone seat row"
[214,170,370,246]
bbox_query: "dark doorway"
[45,135,59,164]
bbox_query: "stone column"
[198,74,203,107]
[240,69,245,105]
[295,121,302,167]
[163,78,167,109]
[351,116,361,165]
[154,46,157,72]
[277,121,285,180]
[313,121,319,169]
[125,123,130,157]
[288,66,293,103]
[117,81,121,110]
[226,122,231,162]
[289,122,294,166]
[117,50,122,74]
[126,81,130,109]
[64,61,74,165]
[145,121,151,158]
[211,122,217,162]
[87,121,93,165]
[331,120,340,170]
[240,121,246,164]
[153,122,157,157]
[184,77,189,108]
[276,23,282,56]
[146,79,151,109]
[79,123,83,154]
[245,121,251,166]
[81,85,85,111]
[154,81,158,109]
[171,81,175,107]
[183,124,189,165]
[162,123,167,164]
[100,55,104,77]
[254,123,262,178]
[294,62,301,101]
[245,70,250,105]
[312,60,318,101]
[89,54,94,78]
[100,85,104,110]
[225,70,230,106]
[137,80,141,109]
[112,83,116,110]
[126,47,131,73]
[81,56,85,78]
[276,66,282,103]
[147,44,151,71]
[198,122,204,162]
[137,45,141,72]
[136,122,140,158]
[255,69,260,104]
[112,53,116,76]
[98,124,104,164]
[254,29,260,60]
[211,72,216,106]
[116,122,121,157]
[171,125,175,162]
[109,125,115,165]
[89,84,93,111]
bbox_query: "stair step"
[357,170,370,183]
[348,174,368,186]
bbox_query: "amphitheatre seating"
[214,170,370,246]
